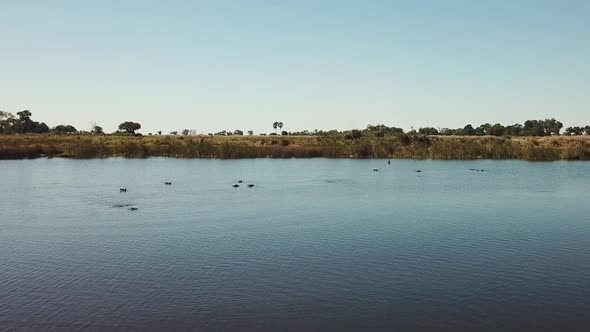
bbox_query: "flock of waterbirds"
[120,181,173,193]
[117,183,176,211]
[117,179,256,211]
[233,180,256,188]
[374,160,486,173]
[116,161,486,211]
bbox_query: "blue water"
[1,159,590,331]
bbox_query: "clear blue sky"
[1,0,588,134]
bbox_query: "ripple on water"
[1,159,590,331]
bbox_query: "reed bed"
[1,134,589,161]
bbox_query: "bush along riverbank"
[2,134,590,161]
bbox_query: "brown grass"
[0,134,589,161]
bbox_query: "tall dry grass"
[0,134,589,161]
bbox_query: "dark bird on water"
[373,169,379,172]
[120,188,127,192]
[238,180,243,183]
[164,182,172,185]
[388,160,391,165]
[128,207,138,211]
[248,184,255,187]
[416,170,422,173]
[233,184,240,188]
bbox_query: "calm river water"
[1,158,590,331]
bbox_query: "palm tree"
[273,122,279,134]
[278,122,284,133]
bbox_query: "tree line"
[2,111,590,137]
[0,110,143,136]
[415,119,568,137]
[0,111,51,134]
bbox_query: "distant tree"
[233,129,244,135]
[273,121,279,134]
[182,129,190,135]
[418,127,439,135]
[523,120,547,136]
[475,123,490,136]
[585,126,590,135]
[365,124,404,137]
[16,110,32,120]
[487,123,506,136]
[91,125,104,135]
[170,131,178,135]
[281,130,288,136]
[544,118,563,135]
[0,111,12,121]
[278,122,284,133]
[14,110,35,133]
[344,129,363,140]
[52,125,77,134]
[32,122,49,134]
[157,130,162,135]
[248,130,254,136]
[1,110,49,134]
[0,111,16,133]
[439,128,452,135]
[462,124,476,136]
[505,123,523,136]
[118,121,141,134]
[565,126,584,135]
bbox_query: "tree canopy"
[52,125,78,134]
[118,121,141,134]
[0,110,49,134]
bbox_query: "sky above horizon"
[1,0,589,134]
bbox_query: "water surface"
[1,159,590,331]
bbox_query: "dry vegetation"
[1,134,590,161]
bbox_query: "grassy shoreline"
[1,134,590,161]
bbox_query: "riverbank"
[1,134,589,161]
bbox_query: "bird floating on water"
[233,184,240,188]
[128,207,138,211]
[416,170,422,173]
[164,182,172,185]
[373,169,379,172]
[120,188,127,192]
[238,180,243,183]
[248,184,255,187]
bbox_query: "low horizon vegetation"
[1,132,589,161]
[1,110,590,161]
[2,110,590,138]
